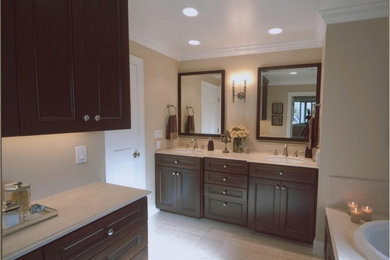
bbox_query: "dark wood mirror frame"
[178,70,225,137]
[256,63,321,147]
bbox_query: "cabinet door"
[176,168,200,218]
[77,0,130,131]
[12,0,84,135]
[248,178,280,235]
[279,181,316,243]
[156,166,177,212]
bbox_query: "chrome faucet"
[191,138,198,149]
[283,144,288,157]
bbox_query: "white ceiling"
[128,0,388,61]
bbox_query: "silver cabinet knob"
[107,228,114,236]
[176,172,180,176]
[94,115,101,121]
[279,171,284,176]
[222,190,227,195]
[223,164,227,169]
[174,160,178,164]
[223,202,227,207]
[276,185,280,190]
[83,115,90,122]
[281,186,286,191]
[222,177,227,182]
[172,172,176,176]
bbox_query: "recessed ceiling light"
[268,28,282,35]
[182,7,199,17]
[290,71,297,75]
[188,40,200,46]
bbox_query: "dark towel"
[166,115,178,140]
[187,115,195,133]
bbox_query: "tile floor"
[148,211,324,260]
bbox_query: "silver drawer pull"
[223,202,227,207]
[107,228,114,236]
[174,160,178,164]
[275,185,280,190]
[281,186,286,191]
[83,115,90,122]
[279,171,284,176]
[223,164,227,169]
[94,115,101,121]
[222,177,227,182]
[172,172,176,176]
[176,172,180,176]
[222,190,227,195]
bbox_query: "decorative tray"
[2,204,58,236]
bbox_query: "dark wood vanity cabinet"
[1,0,130,137]
[204,158,248,225]
[155,154,202,218]
[17,197,147,260]
[248,163,318,243]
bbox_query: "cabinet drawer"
[17,248,44,260]
[44,197,147,259]
[156,154,201,170]
[91,224,147,260]
[204,195,247,225]
[249,163,318,184]
[205,158,248,175]
[205,171,248,188]
[204,184,247,202]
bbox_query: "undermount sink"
[264,156,304,164]
[354,220,389,260]
[172,148,204,154]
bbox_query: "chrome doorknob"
[133,150,140,158]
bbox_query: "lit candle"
[350,207,361,224]
[347,201,359,215]
[361,206,373,221]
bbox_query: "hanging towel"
[166,115,178,140]
[187,115,195,133]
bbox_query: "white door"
[104,55,145,189]
[201,81,221,134]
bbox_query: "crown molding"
[179,39,322,61]
[129,30,180,61]
[320,1,389,25]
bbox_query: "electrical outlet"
[75,145,87,164]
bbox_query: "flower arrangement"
[229,125,249,153]
[229,125,249,139]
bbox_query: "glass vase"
[232,138,245,153]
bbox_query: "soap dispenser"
[207,138,214,151]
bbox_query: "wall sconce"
[232,80,246,103]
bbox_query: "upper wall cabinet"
[1,0,130,137]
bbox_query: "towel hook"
[167,104,176,115]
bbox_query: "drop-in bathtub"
[354,220,389,260]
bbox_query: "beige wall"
[129,41,179,207]
[317,17,389,242]
[179,48,322,153]
[2,132,105,200]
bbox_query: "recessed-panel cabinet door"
[248,178,280,235]
[177,168,200,218]
[82,0,130,130]
[156,166,177,212]
[13,0,82,135]
[279,181,316,243]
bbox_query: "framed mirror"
[178,70,225,137]
[256,63,321,146]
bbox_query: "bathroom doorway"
[104,55,145,189]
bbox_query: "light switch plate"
[75,145,87,164]
[156,140,161,150]
[154,130,163,139]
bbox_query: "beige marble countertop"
[325,207,388,260]
[156,148,318,168]
[2,182,151,259]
